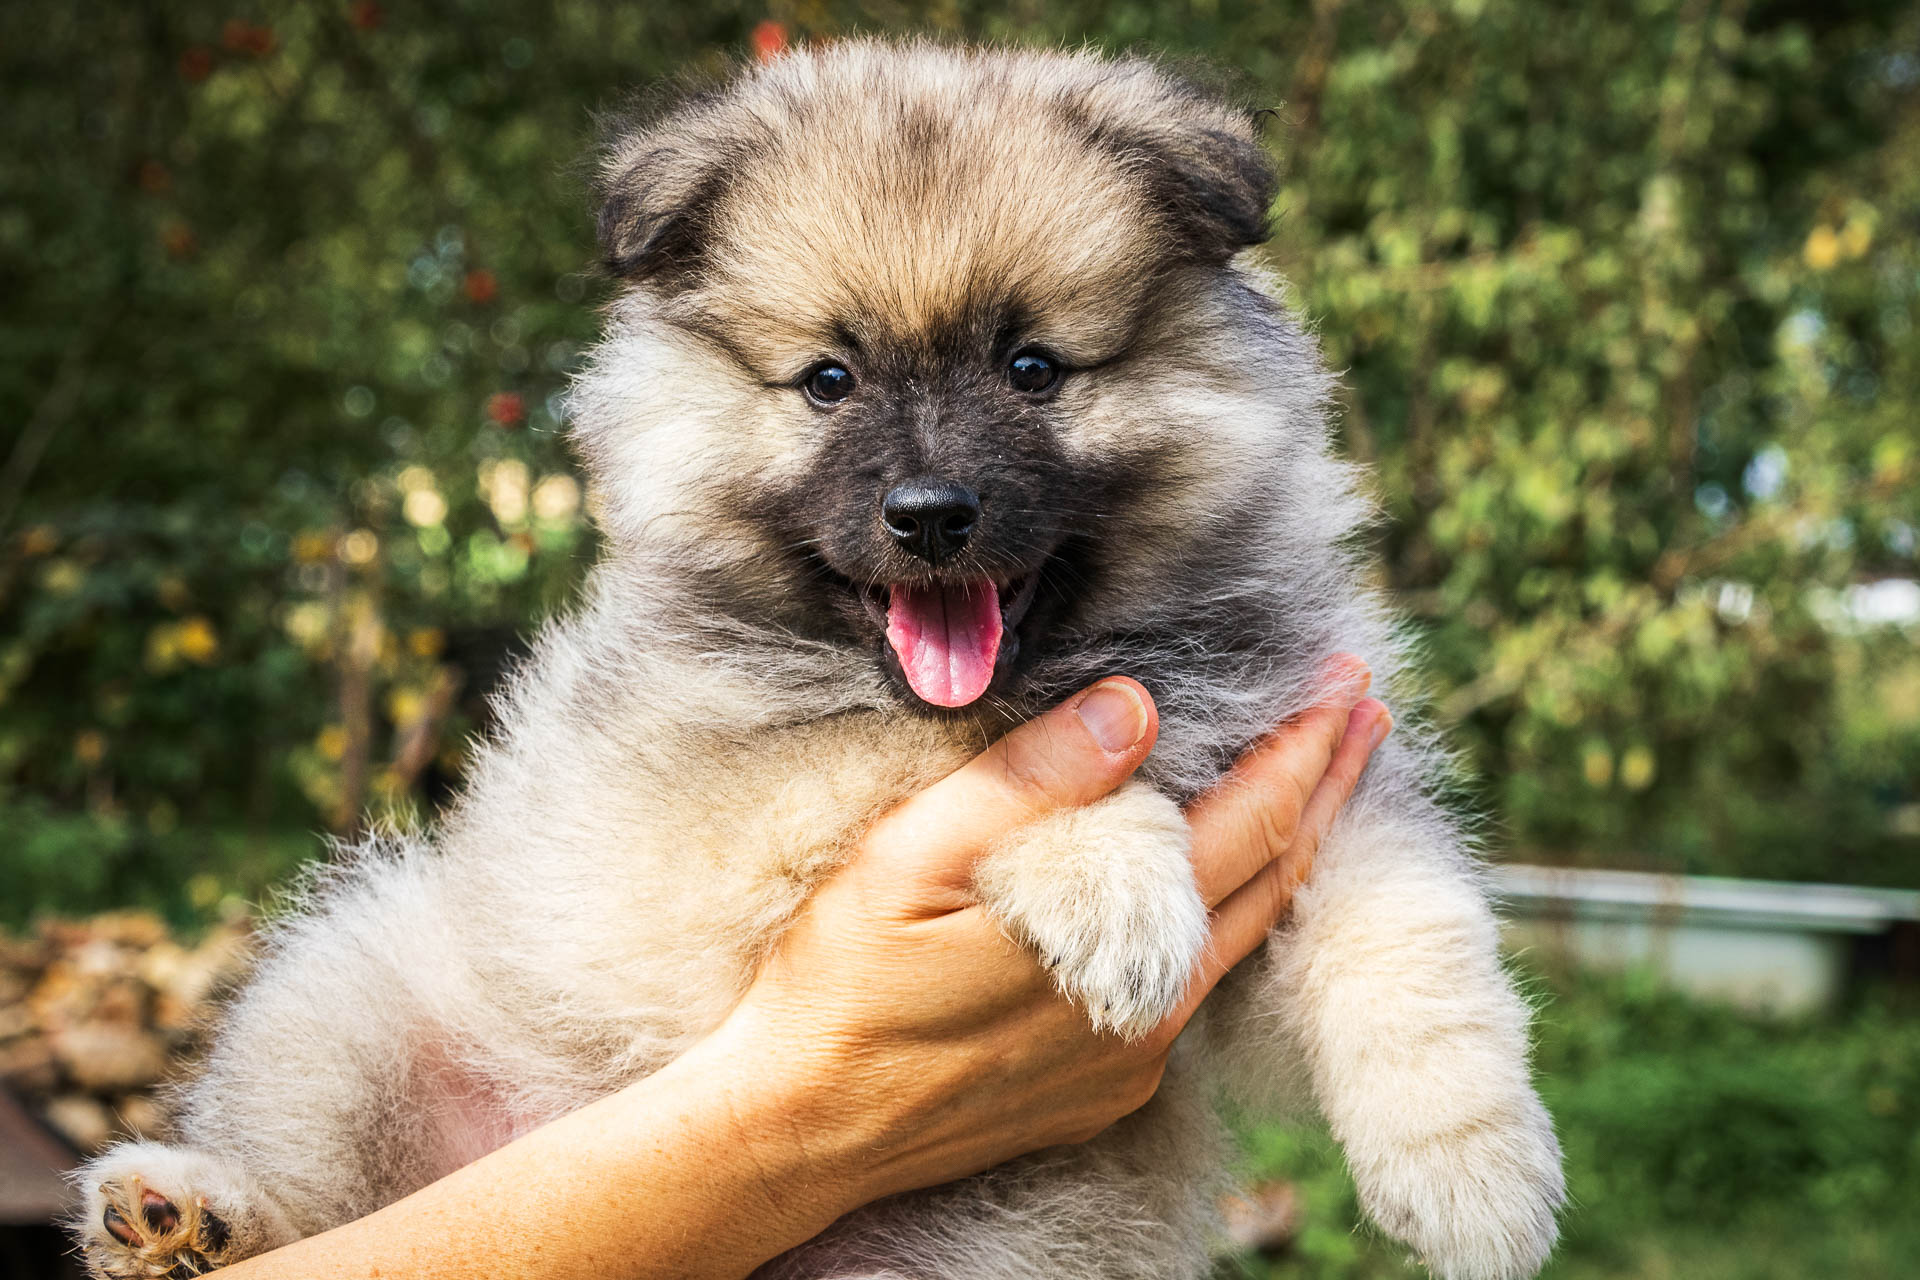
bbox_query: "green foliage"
[2,0,1916,925]
[1226,967,1920,1279]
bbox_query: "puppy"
[75,40,1564,1280]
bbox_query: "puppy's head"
[575,41,1330,713]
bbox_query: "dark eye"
[804,363,855,404]
[1008,351,1058,395]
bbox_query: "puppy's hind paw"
[73,1143,291,1279]
[1354,1096,1566,1280]
[974,780,1207,1041]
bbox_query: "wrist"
[663,1006,892,1240]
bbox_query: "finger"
[1292,697,1392,866]
[1188,697,1391,996]
[864,677,1159,881]
[1184,656,1371,907]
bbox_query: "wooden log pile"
[0,913,251,1155]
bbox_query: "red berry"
[486,392,526,427]
[222,20,276,56]
[751,20,788,63]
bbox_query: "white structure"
[1493,864,1920,1016]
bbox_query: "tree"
[2,0,1914,925]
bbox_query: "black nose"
[881,482,981,564]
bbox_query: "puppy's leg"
[973,779,1207,1040]
[1211,797,1564,1280]
[74,1142,295,1280]
[72,855,493,1277]
[70,962,391,1280]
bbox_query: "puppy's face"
[576,44,1298,712]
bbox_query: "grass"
[1221,963,1920,1280]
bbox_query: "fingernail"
[1076,681,1148,753]
[1368,703,1393,750]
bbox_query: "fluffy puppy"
[74,40,1564,1280]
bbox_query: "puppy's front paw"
[74,1142,292,1279]
[1353,1094,1565,1280]
[974,780,1206,1040]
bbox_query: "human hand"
[702,658,1390,1215]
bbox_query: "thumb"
[861,678,1159,895]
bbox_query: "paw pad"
[89,1178,232,1279]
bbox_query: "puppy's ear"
[1069,65,1278,264]
[594,88,762,286]
[1134,112,1276,263]
[595,140,721,284]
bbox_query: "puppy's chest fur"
[691,711,981,889]
[460,704,983,1062]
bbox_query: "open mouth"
[856,573,1043,708]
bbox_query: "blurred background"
[1,1,1916,1276]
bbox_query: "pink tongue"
[885,581,1003,708]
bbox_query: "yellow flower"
[1619,744,1657,791]
[188,873,223,910]
[175,616,219,663]
[41,560,84,595]
[144,626,179,672]
[386,686,425,729]
[1802,225,1840,271]
[1581,744,1614,788]
[1839,217,1872,259]
[74,730,107,766]
[316,724,348,761]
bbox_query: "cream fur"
[74,39,1563,1280]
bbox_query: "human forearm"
[215,1027,869,1280]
